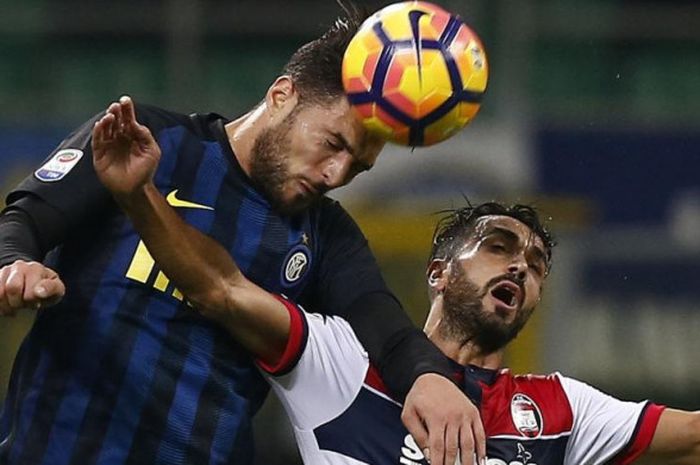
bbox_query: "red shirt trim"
[364,364,392,397]
[616,403,666,465]
[256,295,308,375]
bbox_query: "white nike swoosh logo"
[166,189,214,210]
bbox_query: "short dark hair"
[430,201,556,272]
[281,1,369,106]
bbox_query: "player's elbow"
[187,287,227,321]
[187,272,247,323]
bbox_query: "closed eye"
[489,242,508,253]
[325,139,342,151]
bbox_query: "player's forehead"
[469,215,544,250]
[302,97,384,161]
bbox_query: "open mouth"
[490,281,522,310]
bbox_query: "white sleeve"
[260,306,370,431]
[559,373,652,465]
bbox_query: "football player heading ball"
[0,2,486,465]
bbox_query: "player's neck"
[429,334,504,370]
[224,103,268,177]
[424,299,504,370]
[454,343,503,370]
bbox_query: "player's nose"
[322,153,353,189]
[507,256,528,281]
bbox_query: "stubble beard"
[440,265,533,355]
[249,118,308,216]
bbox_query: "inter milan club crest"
[510,394,543,438]
[281,244,311,288]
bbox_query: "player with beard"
[90,135,700,465]
[0,4,486,465]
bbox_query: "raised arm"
[637,409,700,464]
[92,96,290,365]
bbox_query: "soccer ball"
[342,1,488,147]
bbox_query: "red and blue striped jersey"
[261,299,665,465]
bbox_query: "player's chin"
[278,193,316,216]
[485,300,517,324]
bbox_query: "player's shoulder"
[133,102,188,125]
[315,195,347,216]
[267,298,368,379]
[496,370,569,402]
[301,305,359,340]
[280,297,360,340]
[490,370,575,436]
[507,369,563,385]
[314,196,364,234]
[132,103,228,141]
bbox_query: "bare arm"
[92,96,290,365]
[636,409,700,465]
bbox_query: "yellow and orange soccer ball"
[342,1,488,146]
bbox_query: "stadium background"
[1,0,698,462]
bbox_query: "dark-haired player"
[93,136,700,464]
[0,5,485,465]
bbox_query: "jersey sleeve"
[312,200,393,315]
[310,200,454,399]
[5,112,113,229]
[558,374,665,465]
[5,104,181,231]
[257,297,370,431]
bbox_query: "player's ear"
[266,76,298,114]
[427,259,448,293]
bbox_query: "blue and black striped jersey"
[0,104,391,465]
